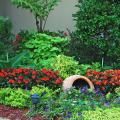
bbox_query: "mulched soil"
[0,104,45,120]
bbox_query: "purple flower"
[95,88,101,95]
[104,102,110,107]
[44,106,49,112]
[80,86,88,93]
[25,86,28,90]
[66,111,72,118]
[78,112,81,116]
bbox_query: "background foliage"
[0,16,14,67]
[73,0,120,68]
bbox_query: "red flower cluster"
[63,31,69,36]
[16,34,22,41]
[0,68,62,89]
[86,69,120,93]
[41,68,63,86]
[13,34,22,46]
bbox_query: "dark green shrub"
[73,0,120,67]
[0,16,13,62]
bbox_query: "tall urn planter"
[63,75,94,91]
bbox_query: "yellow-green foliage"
[0,86,54,108]
[30,86,54,102]
[115,87,120,96]
[0,88,30,108]
[82,107,120,120]
[42,55,81,79]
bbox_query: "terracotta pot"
[63,75,94,91]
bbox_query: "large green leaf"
[10,51,29,67]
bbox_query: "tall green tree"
[11,0,60,32]
[73,0,120,67]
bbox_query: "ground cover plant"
[0,86,119,120]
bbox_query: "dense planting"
[0,86,118,119]
[0,68,62,89]
[86,69,120,93]
[0,0,120,119]
[73,0,120,67]
[25,33,69,68]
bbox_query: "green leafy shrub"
[115,87,120,96]
[42,56,101,78]
[13,30,34,52]
[0,88,30,108]
[0,16,12,49]
[41,55,81,79]
[82,107,120,120]
[25,33,69,68]
[73,0,120,66]
[79,62,101,75]
[0,50,35,69]
[0,86,55,109]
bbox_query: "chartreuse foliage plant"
[0,86,55,108]
[11,0,60,32]
[30,86,54,103]
[73,0,120,66]
[115,87,120,96]
[82,107,120,120]
[41,55,102,78]
[0,88,30,108]
[0,86,119,119]
[25,33,69,68]
[41,55,81,79]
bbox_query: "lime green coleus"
[25,33,69,68]
[82,107,120,120]
[0,88,30,108]
[41,54,81,79]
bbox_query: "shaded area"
[72,79,89,89]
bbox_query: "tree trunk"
[35,15,40,32]
[39,19,43,33]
